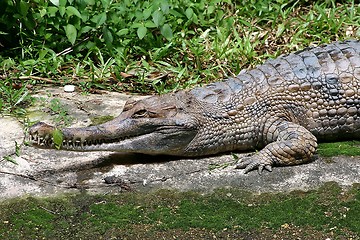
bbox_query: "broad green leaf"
[47,6,58,17]
[25,18,36,30]
[161,1,170,14]
[45,33,52,39]
[39,49,48,59]
[65,24,77,45]
[22,59,36,66]
[207,5,215,14]
[59,0,67,7]
[79,26,93,35]
[103,26,113,44]
[143,8,152,19]
[66,6,82,18]
[101,0,110,9]
[81,11,89,22]
[19,1,30,16]
[169,9,183,18]
[50,0,59,6]
[91,12,107,27]
[117,28,129,36]
[87,0,96,5]
[86,41,96,49]
[137,26,147,39]
[161,24,173,40]
[135,10,143,19]
[131,22,143,28]
[145,21,157,28]
[152,10,164,27]
[40,8,47,17]
[192,13,198,23]
[52,129,63,150]
[185,7,194,20]
[59,6,66,17]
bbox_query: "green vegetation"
[0,78,34,116]
[0,183,359,239]
[37,97,74,126]
[318,141,360,157]
[89,115,115,125]
[1,0,359,115]
[52,128,64,149]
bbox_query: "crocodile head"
[28,92,201,156]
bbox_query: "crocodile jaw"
[29,118,197,156]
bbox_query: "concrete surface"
[1,87,360,200]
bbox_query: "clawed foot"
[235,154,273,174]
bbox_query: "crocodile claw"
[235,156,273,174]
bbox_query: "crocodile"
[29,40,360,173]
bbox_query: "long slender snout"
[29,115,197,155]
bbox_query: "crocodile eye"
[148,111,158,118]
[132,109,148,118]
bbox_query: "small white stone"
[64,85,75,92]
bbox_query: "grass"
[0,78,34,116]
[318,141,360,157]
[0,183,359,239]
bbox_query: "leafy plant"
[1,0,227,57]
[52,128,64,150]
[48,98,73,126]
[0,0,359,98]
[0,78,32,116]
[2,141,21,164]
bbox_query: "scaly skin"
[29,40,360,173]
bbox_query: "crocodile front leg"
[236,120,318,174]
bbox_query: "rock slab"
[1,87,360,200]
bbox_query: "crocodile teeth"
[75,140,81,146]
[29,131,137,148]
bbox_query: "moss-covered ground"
[0,183,359,239]
[318,141,360,158]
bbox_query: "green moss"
[90,115,115,126]
[318,141,360,157]
[0,184,359,239]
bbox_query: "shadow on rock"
[101,153,183,166]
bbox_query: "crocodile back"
[189,40,360,141]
